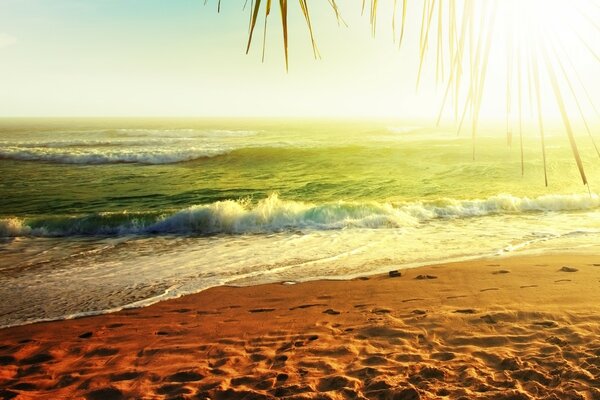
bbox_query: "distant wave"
[0,142,361,165]
[0,128,259,164]
[107,128,258,138]
[2,193,598,237]
[0,146,231,164]
[0,138,193,148]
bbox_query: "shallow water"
[1,118,599,327]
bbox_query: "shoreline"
[2,244,597,331]
[0,249,511,331]
[1,252,599,399]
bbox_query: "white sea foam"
[0,218,31,237]
[2,193,598,237]
[0,128,259,164]
[0,146,231,164]
[0,138,192,148]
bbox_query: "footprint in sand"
[231,375,261,387]
[317,375,358,392]
[55,374,78,389]
[110,372,141,382]
[249,308,275,313]
[411,309,427,315]
[276,342,294,353]
[454,309,477,314]
[19,353,54,365]
[0,356,16,366]
[290,303,327,310]
[402,298,424,303]
[546,336,568,346]
[554,279,571,283]
[322,309,341,315]
[78,332,93,339]
[520,285,538,289]
[155,384,191,397]
[196,310,220,315]
[362,355,389,366]
[533,321,558,328]
[274,354,288,362]
[85,348,119,358]
[480,288,499,292]
[559,266,578,273]
[209,368,227,376]
[167,371,204,382]
[11,382,37,391]
[492,270,510,275]
[431,352,455,361]
[250,353,269,362]
[447,295,467,299]
[415,274,437,280]
[85,387,124,400]
[276,373,289,382]
[480,315,497,324]
[371,308,392,315]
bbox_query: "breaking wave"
[0,146,232,164]
[0,128,259,164]
[2,193,598,237]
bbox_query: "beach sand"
[1,253,600,399]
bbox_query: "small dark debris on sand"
[559,266,578,273]
[415,275,437,280]
[388,270,402,278]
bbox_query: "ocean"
[1,118,599,328]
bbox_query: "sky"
[0,0,598,122]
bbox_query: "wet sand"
[1,253,600,399]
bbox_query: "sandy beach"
[1,253,600,400]
[2,0,600,399]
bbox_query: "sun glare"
[405,0,600,185]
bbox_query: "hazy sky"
[0,0,598,121]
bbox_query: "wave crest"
[0,147,229,164]
[2,193,598,237]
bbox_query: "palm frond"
[211,0,600,187]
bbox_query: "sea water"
[1,118,599,327]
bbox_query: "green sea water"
[1,118,599,327]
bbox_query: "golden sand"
[1,253,600,399]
